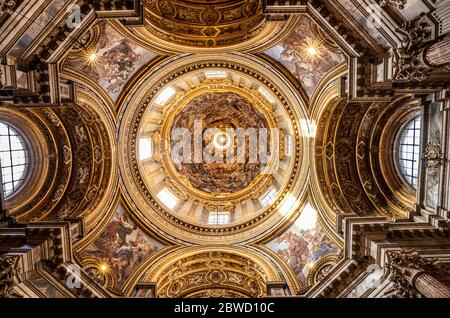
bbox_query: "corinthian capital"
[384,249,450,298]
[394,14,434,81]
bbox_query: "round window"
[397,116,421,189]
[0,121,30,198]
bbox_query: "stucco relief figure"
[81,205,165,288]
[266,203,340,285]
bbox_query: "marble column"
[426,36,450,66]
[386,249,450,298]
[414,272,450,298]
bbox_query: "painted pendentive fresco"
[81,205,165,288]
[266,203,340,286]
[65,21,157,102]
[265,15,346,97]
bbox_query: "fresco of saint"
[265,16,346,97]
[266,202,340,285]
[66,22,157,101]
[81,205,165,288]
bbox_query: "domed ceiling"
[143,0,264,48]
[3,0,450,300]
[118,53,310,245]
[170,91,269,194]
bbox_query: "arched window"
[0,122,29,198]
[208,211,230,225]
[397,116,421,189]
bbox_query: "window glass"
[0,122,29,198]
[208,211,230,225]
[398,117,421,189]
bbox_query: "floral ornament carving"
[0,0,16,15]
[384,249,450,298]
[0,255,22,298]
[384,249,424,298]
[156,252,267,298]
[422,142,446,168]
[380,0,407,10]
[394,14,434,81]
[144,0,265,48]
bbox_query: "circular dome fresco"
[143,0,265,48]
[170,91,270,194]
[119,53,310,244]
